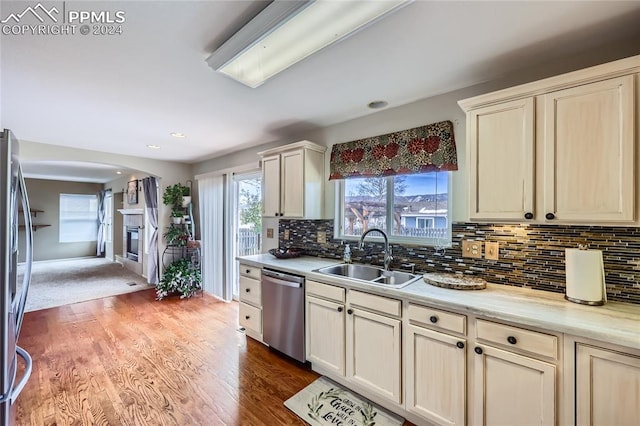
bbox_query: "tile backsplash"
[279,219,640,304]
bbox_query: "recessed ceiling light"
[170,132,186,138]
[147,144,161,149]
[368,100,388,109]
[116,171,122,175]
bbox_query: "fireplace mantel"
[118,209,144,215]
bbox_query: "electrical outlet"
[461,240,483,259]
[266,228,274,239]
[284,229,290,240]
[317,231,327,243]
[485,241,499,260]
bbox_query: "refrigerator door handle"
[9,346,32,404]
[13,164,33,338]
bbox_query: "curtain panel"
[329,120,457,180]
[142,177,159,285]
[96,190,107,256]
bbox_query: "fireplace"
[126,226,140,261]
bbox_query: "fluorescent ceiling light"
[206,0,409,88]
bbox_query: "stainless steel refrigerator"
[0,129,33,425]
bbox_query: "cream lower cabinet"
[575,343,640,426]
[238,263,263,342]
[305,283,402,406]
[472,319,558,426]
[406,325,466,426]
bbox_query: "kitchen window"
[59,193,98,243]
[335,172,450,245]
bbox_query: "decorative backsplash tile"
[279,219,640,304]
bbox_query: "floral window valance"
[329,120,458,180]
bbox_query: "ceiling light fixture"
[368,100,389,109]
[206,0,410,88]
[116,171,122,175]
[170,132,186,138]
[147,144,161,149]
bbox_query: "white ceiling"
[3,1,640,182]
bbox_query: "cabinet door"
[468,98,535,221]
[473,345,555,426]
[576,344,640,426]
[543,75,635,222]
[280,149,305,218]
[262,154,281,217]
[306,296,345,376]
[347,308,401,403]
[406,325,466,426]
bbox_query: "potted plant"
[156,258,201,300]
[164,225,189,246]
[162,183,190,209]
[170,209,183,224]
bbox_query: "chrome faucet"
[358,228,393,270]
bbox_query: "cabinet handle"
[545,212,555,220]
[429,315,438,323]
[347,309,354,315]
[524,212,533,220]
[245,288,250,292]
[456,341,465,349]
[337,307,343,312]
[507,336,517,345]
[245,315,250,320]
[474,347,483,355]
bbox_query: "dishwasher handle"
[262,269,304,286]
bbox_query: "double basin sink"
[314,263,421,289]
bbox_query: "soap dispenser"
[343,243,352,264]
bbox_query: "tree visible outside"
[240,188,262,233]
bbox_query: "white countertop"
[238,254,640,350]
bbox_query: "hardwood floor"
[15,289,320,425]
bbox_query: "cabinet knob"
[347,309,354,315]
[245,288,250,292]
[245,315,250,320]
[245,269,251,274]
[474,347,483,355]
[429,315,438,323]
[507,336,517,345]
[275,212,280,217]
[524,212,534,220]
[545,212,555,220]
[456,341,465,349]
[337,307,343,312]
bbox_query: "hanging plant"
[157,258,201,300]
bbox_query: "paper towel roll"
[565,248,607,305]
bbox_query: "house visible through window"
[337,172,450,245]
[59,193,99,243]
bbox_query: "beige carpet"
[17,257,154,312]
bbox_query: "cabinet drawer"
[408,303,467,335]
[239,275,261,306]
[349,290,401,317]
[239,264,261,280]
[476,319,558,359]
[307,280,345,303]
[239,302,262,335]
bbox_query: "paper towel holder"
[564,245,607,306]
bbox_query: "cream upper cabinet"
[575,343,640,426]
[460,55,640,224]
[468,98,535,221]
[542,75,635,222]
[258,141,326,219]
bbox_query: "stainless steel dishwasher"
[261,268,305,363]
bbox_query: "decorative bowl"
[268,248,303,259]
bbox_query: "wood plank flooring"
[15,289,320,425]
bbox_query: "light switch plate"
[485,241,499,260]
[266,228,274,239]
[461,240,483,259]
[317,231,327,243]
